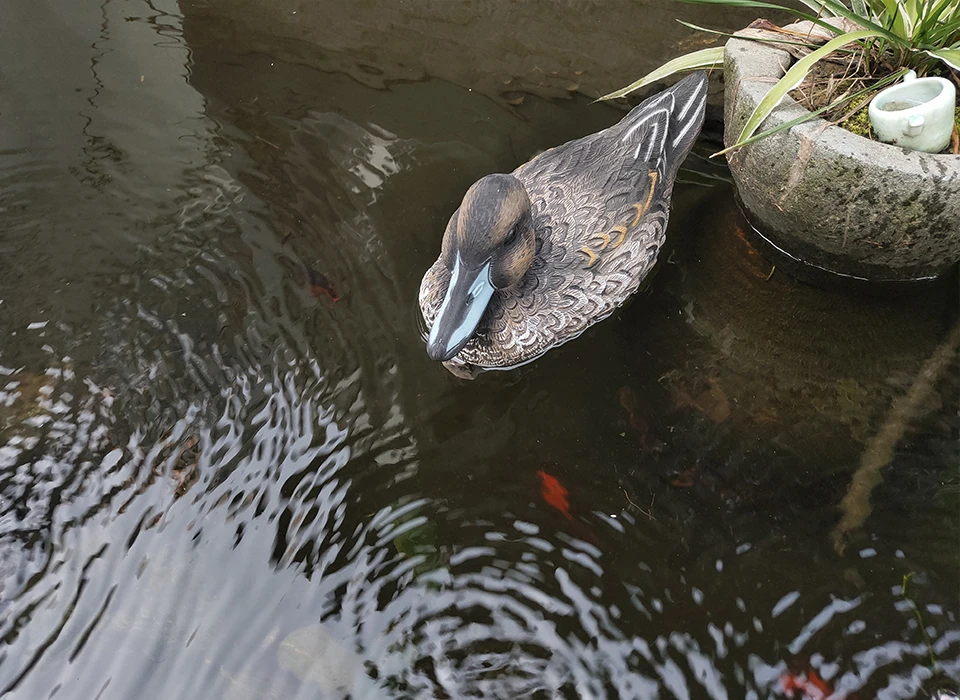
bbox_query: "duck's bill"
[426,258,495,362]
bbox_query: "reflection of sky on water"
[315,116,402,194]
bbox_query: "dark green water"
[0,1,957,698]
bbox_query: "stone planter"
[723,35,960,283]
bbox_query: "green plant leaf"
[879,0,905,34]
[596,47,724,101]
[916,0,960,45]
[926,47,960,70]
[730,29,887,149]
[931,16,960,42]
[925,16,960,45]
[898,0,919,40]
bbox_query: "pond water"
[1,1,958,698]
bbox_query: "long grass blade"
[676,19,827,47]
[731,30,886,148]
[919,15,960,46]
[596,47,724,101]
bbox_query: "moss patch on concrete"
[840,99,875,140]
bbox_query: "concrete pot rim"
[725,34,960,171]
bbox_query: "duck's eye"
[503,225,519,247]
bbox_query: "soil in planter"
[790,63,960,154]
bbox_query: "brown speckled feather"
[419,72,707,373]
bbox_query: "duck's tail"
[663,71,709,173]
[620,71,708,179]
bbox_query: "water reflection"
[1,0,958,698]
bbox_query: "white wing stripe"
[624,106,670,161]
[671,110,700,149]
[621,94,673,142]
[677,80,705,120]
[620,80,704,156]
[641,116,661,161]
[672,80,706,148]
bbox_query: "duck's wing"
[514,71,707,262]
[456,72,708,368]
[516,71,707,204]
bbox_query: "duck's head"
[427,173,536,362]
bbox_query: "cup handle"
[906,114,924,136]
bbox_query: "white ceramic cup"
[868,70,956,153]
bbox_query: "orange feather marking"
[608,225,628,249]
[630,172,659,227]
[579,246,599,268]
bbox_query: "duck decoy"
[419,71,708,377]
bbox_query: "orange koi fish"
[537,470,573,520]
[780,665,835,699]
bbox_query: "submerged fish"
[780,668,832,699]
[780,656,861,700]
[304,265,339,302]
[537,470,573,520]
